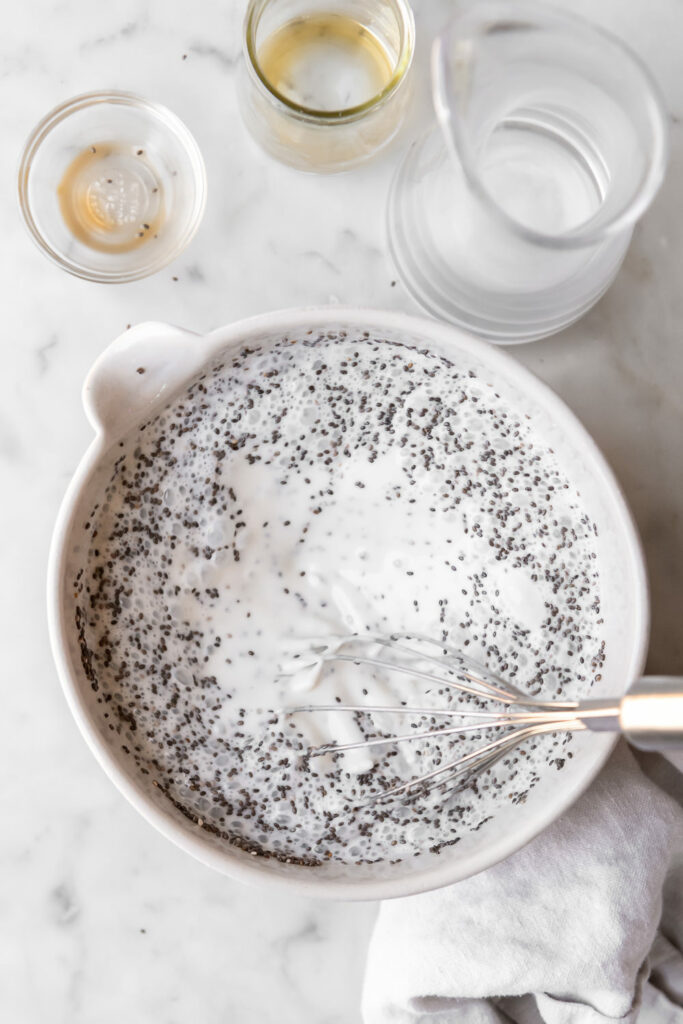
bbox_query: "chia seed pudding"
[74,329,605,867]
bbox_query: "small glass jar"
[239,0,415,172]
[18,91,206,283]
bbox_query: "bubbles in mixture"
[73,330,605,867]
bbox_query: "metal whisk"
[286,633,683,800]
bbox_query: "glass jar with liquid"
[239,0,415,172]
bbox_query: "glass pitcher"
[388,1,669,343]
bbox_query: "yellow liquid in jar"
[257,13,395,113]
[57,142,165,254]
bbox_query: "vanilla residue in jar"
[74,330,605,867]
[57,142,164,253]
[257,13,394,111]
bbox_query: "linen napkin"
[362,743,683,1024]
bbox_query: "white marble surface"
[2,0,683,1020]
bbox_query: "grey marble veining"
[1,0,682,1021]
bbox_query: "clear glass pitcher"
[388,1,669,343]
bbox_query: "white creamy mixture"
[74,330,604,866]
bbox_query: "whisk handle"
[620,676,683,751]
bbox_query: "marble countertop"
[2,0,682,1020]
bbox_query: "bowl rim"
[46,305,650,899]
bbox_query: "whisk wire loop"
[282,633,596,802]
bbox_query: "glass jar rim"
[243,0,415,123]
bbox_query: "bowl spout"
[82,321,203,441]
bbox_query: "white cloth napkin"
[362,743,683,1024]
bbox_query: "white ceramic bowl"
[47,307,649,899]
